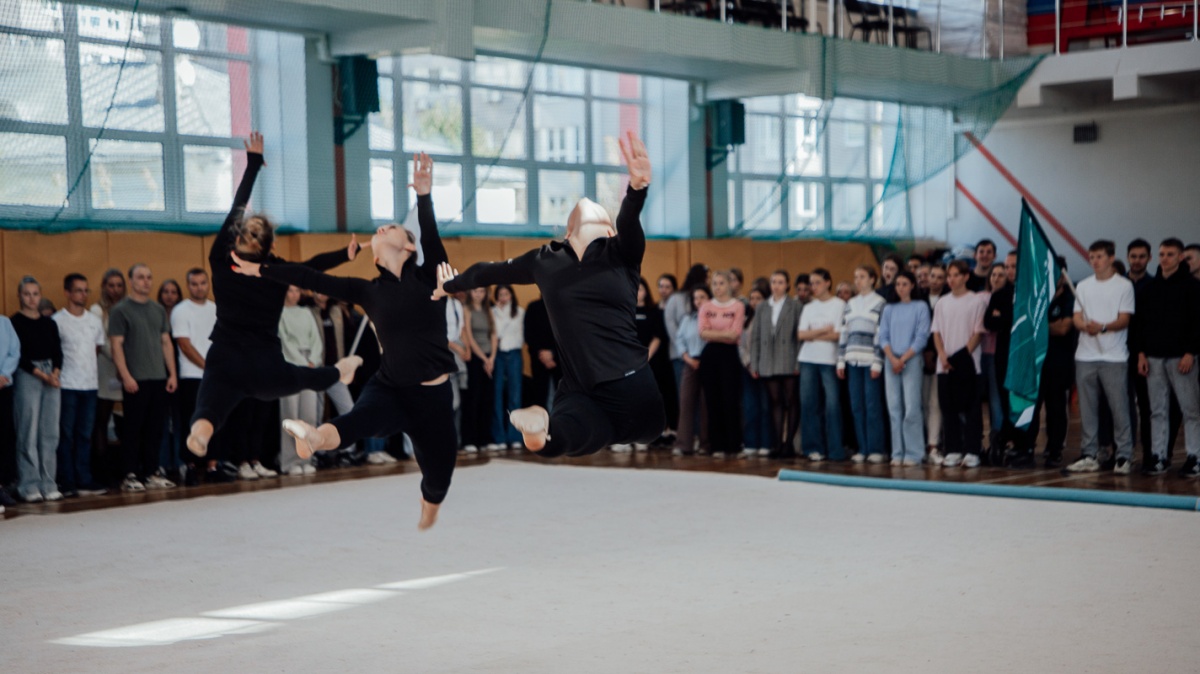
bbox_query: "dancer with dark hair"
[433,131,664,458]
[185,132,363,458]
[232,153,457,530]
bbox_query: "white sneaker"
[942,453,964,468]
[901,458,919,467]
[634,443,650,451]
[851,453,866,464]
[367,451,398,465]
[867,453,886,464]
[237,462,260,481]
[302,464,317,476]
[286,464,307,476]
[807,452,824,462]
[1067,456,1101,473]
[742,448,758,458]
[121,474,145,492]
[44,490,64,501]
[509,442,523,451]
[962,453,981,468]
[251,461,277,477]
[1114,457,1132,475]
[757,448,771,457]
[711,451,726,458]
[463,445,478,454]
[145,473,176,489]
[23,492,44,503]
[485,443,504,452]
[611,444,632,453]
[927,449,944,466]
[891,458,901,466]
[334,355,363,385]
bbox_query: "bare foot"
[186,419,213,457]
[282,419,321,459]
[509,406,549,451]
[418,498,439,530]
[334,355,363,385]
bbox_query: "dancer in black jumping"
[432,131,664,457]
[185,132,363,458]
[230,153,456,530]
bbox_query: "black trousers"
[0,385,14,486]
[540,366,665,458]
[650,354,679,431]
[122,381,168,478]
[939,368,983,457]
[220,398,273,466]
[331,377,457,504]
[1023,363,1073,455]
[527,358,559,410]
[461,357,494,448]
[698,343,744,454]
[193,341,339,433]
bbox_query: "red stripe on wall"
[955,179,1018,247]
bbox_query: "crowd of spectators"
[2,236,1198,511]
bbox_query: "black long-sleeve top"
[524,299,556,357]
[1130,264,1200,358]
[10,313,62,374]
[444,186,649,390]
[259,194,456,388]
[209,152,349,348]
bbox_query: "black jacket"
[446,186,648,391]
[1130,263,1200,359]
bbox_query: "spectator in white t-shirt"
[796,268,846,462]
[52,273,107,497]
[170,268,217,485]
[1068,240,1136,474]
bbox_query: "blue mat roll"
[777,469,1200,512]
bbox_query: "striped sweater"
[837,291,885,373]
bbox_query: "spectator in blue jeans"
[740,282,773,456]
[838,265,886,463]
[879,271,931,466]
[797,268,846,462]
[491,285,525,450]
[11,276,63,502]
[53,274,108,496]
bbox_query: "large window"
[727,94,903,236]
[0,2,297,225]
[369,54,673,231]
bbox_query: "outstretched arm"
[438,248,539,298]
[232,253,370,308]
[212,132,266,264]
[299,234,364,272]
[614,131,651,268]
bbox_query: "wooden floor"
[6,438,1199,520]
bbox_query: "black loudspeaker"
[338,55,380,118]
[711,99,745,147]
[1073,122,1098,143]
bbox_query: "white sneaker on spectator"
[251,461,277,477]
[44,490,64,502]
[807,452,824,462]
[741,448,758,458]
[942,453,964,468]
[367,451,398,465]
[634,443,650,451]
[237,462,260,481]
[867,453,886,464]
[302,463,317,475]
[962,453,981,468]
[757,448,771,457]
[927,449,945,466]
[485,443,504,452]
[145,473,176,489]
[1067,456,1100,472]
[851,453,866,464]
[901,458,919,467]
[463,445,478,454]
[611,444,632,452]
[21,492,43,503]
[509,442,523,451]
[1114,457,1132,474]
[121,474,145,492]
[286,464,307,477]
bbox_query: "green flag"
[1006,200,1062,429]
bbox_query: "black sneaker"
[1142,458,1169,476]
[1006,450,1036,469]
[205,467,237,484]
[1180,456,1200,478]
[0,489,17,507]
[1044,451,1063,469]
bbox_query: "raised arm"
[212,132,265,263]
[232,253,371,308]
[409,153,448,270]
[614,131,651,268]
